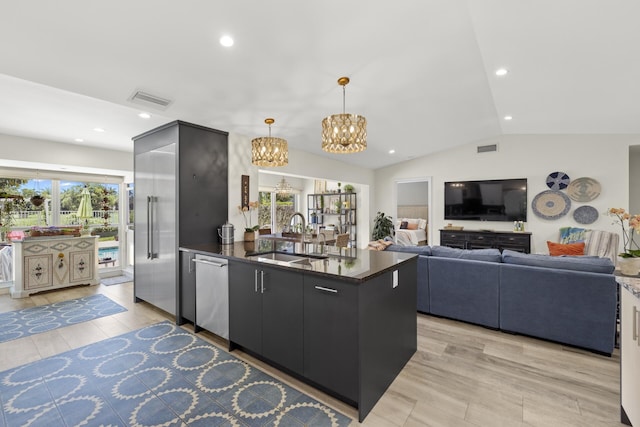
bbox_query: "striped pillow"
[584,230,619,264]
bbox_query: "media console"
[439,229,531,253]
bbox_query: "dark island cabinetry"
[228,255,417,422]
[303,276,359,402]
[440,229,531,253]
[228,261,304,375]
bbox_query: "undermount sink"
[247,251,327,267]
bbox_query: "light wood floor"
[0,283,624,427]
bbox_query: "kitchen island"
[180,239,417,422]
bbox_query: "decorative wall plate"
[532,190,571,220]
[567,177,601,202]
[573,205,599,224]
[546,171,571,190]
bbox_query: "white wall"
[630,145,640,214]
[375,135,638,254]
[0,134,133,180]
[398,181,429,205]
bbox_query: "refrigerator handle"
[148,196,158,259]
[147,196,152,259]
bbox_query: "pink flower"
[608,207,640,257]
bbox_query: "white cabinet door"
[621,286,640,426]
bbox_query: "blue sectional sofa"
[385,245,618,355]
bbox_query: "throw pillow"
[547,241,585,256]
[400,221,408,229]
[407,222,418,230]
[558,227,587,244]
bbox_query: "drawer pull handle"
[315,286,338,294]
[192,258,227,268]
[254,270,258,293]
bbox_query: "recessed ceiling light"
[93,127,105,132]
[495,68,508,76]
[74,138,84,142]
[138,112,151,119]
[389,149,395,154]
[504,115,513,121]
[220,35,234,47]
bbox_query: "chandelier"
[321,77,367,154]
[251,118,288,167]
[275,176,292,195]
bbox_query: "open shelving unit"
[307,192,357,247]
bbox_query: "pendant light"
[251,118,288,167]
[321,77,367,153]
[275,176,292,195]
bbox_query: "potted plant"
[91,226,119,240]
[335,199,343,213]
[608,207,640,275]
[238,201,259,241]
[337,182,342,193]
[343,184,354,193]
[372,211,394,240]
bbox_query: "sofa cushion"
[501,249,614,273]
[430,246,502,263]
[385,244,431,255]
[547,241,585,256]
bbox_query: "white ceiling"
[1,1,639,170]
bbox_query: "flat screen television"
[444,178,527,222]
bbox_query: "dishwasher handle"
[191,258,228,268]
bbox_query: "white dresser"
[619,275,640,426]
[11,236,99,298]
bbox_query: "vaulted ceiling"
[1,1,639,170]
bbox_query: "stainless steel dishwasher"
[193,254,229,339]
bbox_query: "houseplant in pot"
[608,207,640,275]
[372,211,394,240]
[239,201,259,241]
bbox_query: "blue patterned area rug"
[0,294,127,344]
[0,321,353,426]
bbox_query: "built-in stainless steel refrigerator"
[133,121,228,321]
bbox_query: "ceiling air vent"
[128,90,172,110]
[477,143,498,153]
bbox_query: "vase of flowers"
[239,201,259,242]
[608,208,640,275]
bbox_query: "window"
[258,190,297,233]
[59,181,119,228]
[0,177,52,230]
[0,173,123,273]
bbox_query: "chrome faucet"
[289,212,306,246]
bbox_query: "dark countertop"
[180,239,416,283]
